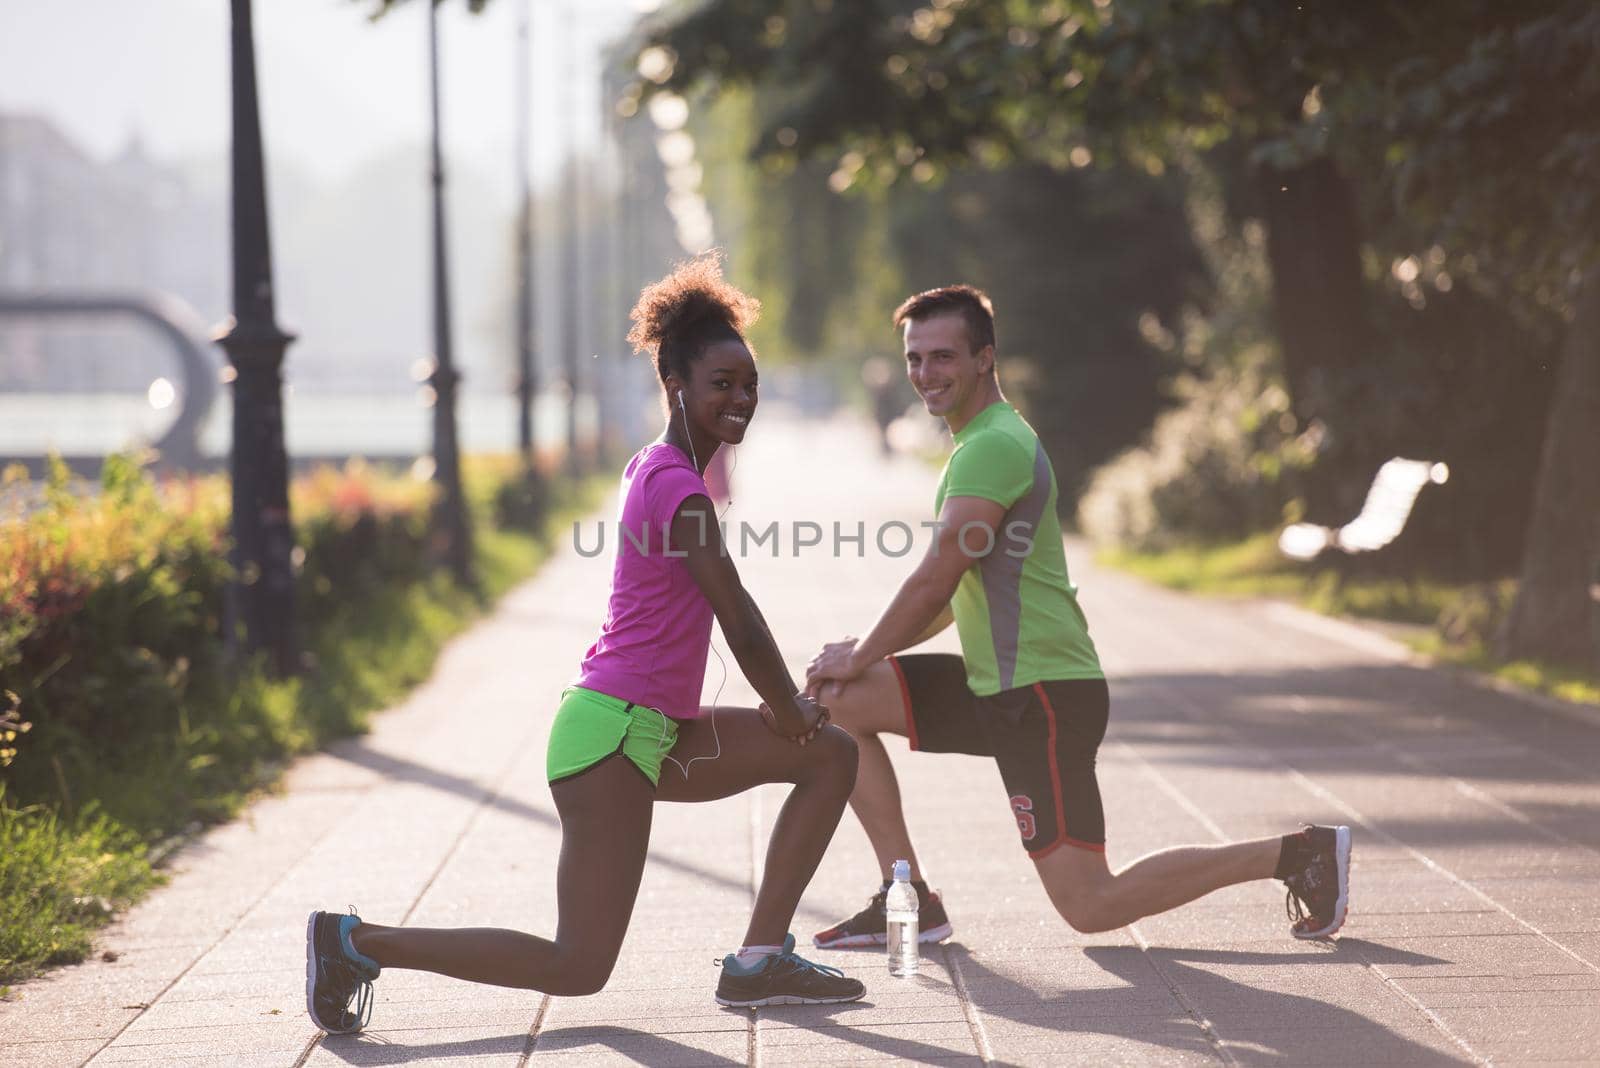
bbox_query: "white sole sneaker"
[1291,825,1352,940]
[813,921,954,949]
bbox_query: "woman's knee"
[809,723,859,790]
[546,947,618,996]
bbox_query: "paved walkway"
[4,413,1599,1066]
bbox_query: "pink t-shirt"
[575,442,715,719]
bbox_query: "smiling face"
[903,312,995,432]
[668,338,758,452]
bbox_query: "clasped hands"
[758,637,865,746]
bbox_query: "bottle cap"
[892,859,910,881]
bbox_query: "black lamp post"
[428,0,474,586]
[559,2,584,476]
[218,0,296,676]
[514,0,539,469]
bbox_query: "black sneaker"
[715,934,866,1007]
[305,910,380,1033]
[813,883,953,949]
[1282,825,1352,939]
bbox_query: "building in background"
[0,111,224,393]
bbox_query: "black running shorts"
[889,653,1109,858]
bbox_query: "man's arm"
[909,603,955,647]
[806,495,1003,688]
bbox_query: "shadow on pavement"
[319,1024,743,1065]
[1114,664,1600,793]
[1151,940,1450,969]
[917,943,1466,1065]
[318,1030,529,1064]
[535,1025,745,1065]
[750,994,1023,1067]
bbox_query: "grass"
[0,471,607,988]
[1405,634,1600,707]
[1099,533,1598,707]
[0,799,160,995]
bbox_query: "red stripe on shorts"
[1029,834,1106,859]
[889,656,919,750]
[1028,682,1104,857]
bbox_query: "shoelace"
[1283,856,1326,926]
[318,952,375,1030]
[773,947,848,980]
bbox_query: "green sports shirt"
[935,401,1103,695]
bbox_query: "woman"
[305,254,864,1034]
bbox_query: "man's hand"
[760,693,831,746]
[805,637,863,697]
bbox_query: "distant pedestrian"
[862,355,899,456]
[306,253,864,1035]
[806,285,1351,951]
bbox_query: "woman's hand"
[760,693,831,746]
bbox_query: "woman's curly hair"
[627,251,760,386]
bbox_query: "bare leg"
[349,756,654,995]
[819,662,925,881]
[1035,836,1281,933]
[657,709,858,947]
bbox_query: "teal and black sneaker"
[714,934,866,1007]
[305,910,380,1034]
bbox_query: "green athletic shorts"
[546,686,680,788]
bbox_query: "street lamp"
[427,0,474,587]
[559,1,584,477]
[217,0,296,676]
[514,0,540,475]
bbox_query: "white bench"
[1278,457,1450,561]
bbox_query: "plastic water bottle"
[886,859,919,977]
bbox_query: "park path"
[4,410,1598,1066]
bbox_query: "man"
[806,284,1350,949]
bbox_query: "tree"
[637,0,1444,520]
[645,0,1599,667]
[1386,2,1600,667]
[643,4,1209,500]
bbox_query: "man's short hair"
[892,285,996,353]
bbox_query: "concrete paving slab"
[96,1053,314,1068]
[0,1007,141,1045]
[1357,934,1596,979]
[308,1026,530,1067]
[0,1039,108,1068]
[533,1023,749,1065]
[979,1027,1218,1065]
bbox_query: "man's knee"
[1038,855,1119,933]
[819,680,867,731]
[820,663,902,737]
[1053,894,1119,934]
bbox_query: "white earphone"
[660,385,721,779]
[676,390,699,470]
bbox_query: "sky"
[0,0,665,406]
[0,0,644,204]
